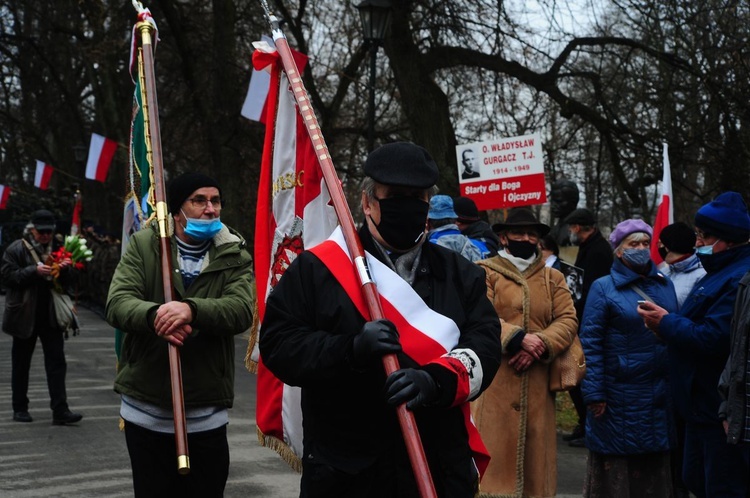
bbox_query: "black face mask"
[506,239,537,259]
[371,196,429,251]
[658,246,669,260]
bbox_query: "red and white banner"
[250,40,338,470]
[70,191,82,236]
[0,185,10,209]
[34,160,53,190]
[651,143,674,264]
[309,227,491,477]
[456,133,547,210]
[241,35,273,122]
[85,133,117,182]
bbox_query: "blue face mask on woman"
[182,213,223,241]
[696,242,716,255]
[621,248,652,268]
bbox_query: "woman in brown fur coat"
[472,208,578,498]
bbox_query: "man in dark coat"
[640,191,750,497]
[562,207,613,447]
[1,210,82,425]
[260,142,503,497]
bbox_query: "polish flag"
[85,133,117,182]
[249,40,337,471]
[34,161,54,190]
[0,185,9,209]
[70,191,82,236]
[241,35,273,122]
[651,143,674,264]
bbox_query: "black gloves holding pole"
[351,319,441,410]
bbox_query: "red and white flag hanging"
[34,160,54,190]
[70,191,82,236]
[0,185,10,209]
[651,143,674,264]
[241,35,273,122]
[85,133,117,182]
[248,40,337,470]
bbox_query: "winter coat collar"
[696,243,750,273]
[610,257,668,289]
[668,253,703,275]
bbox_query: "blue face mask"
[696,242,715,255]
[621,248,652,268]
[183,215,222,241]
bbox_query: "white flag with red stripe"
[70,191,82,236]
[0,185,10,209]
[249,40,338,470]
[85,133,117,182]
[309,227,491,477]
[34,160,53,190]
[241,35,273,122]
[651,143,674,264]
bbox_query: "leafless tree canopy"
[1,0,749,240]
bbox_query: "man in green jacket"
[106,172,253,498]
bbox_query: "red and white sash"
[309,227,490,477]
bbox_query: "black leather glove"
[351,319,401,367]
[384,368,440,410]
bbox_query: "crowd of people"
[4,141,750,497]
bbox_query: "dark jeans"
[569,384,586,427]
[682,421,750,498]
[124,421,229,498]
[11,326,68,415]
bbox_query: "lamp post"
[73,143,87,169]
[356,0,393,152]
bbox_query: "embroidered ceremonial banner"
[249,39,337,471]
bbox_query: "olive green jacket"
[106,222,254,408]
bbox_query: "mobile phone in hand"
[637,300,648,307]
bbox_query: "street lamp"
[356,0,393,152]
[73,143,87,169]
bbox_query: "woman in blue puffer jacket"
[580,219,679,497]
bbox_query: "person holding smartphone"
[580,219,678,497]
[638,192,750,498]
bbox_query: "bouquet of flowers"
[42,235,91,337]
[46,235,94,276]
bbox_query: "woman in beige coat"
[472,208,578,498]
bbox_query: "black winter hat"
[659,222,696,255]
[364,142,439,189]
[564,208,596,226]
[167,172,222,214]
[31,209,56,231]
[453,196,480,222]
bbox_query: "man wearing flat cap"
[260,142,502,496]
[561,207,613,446]
[639,191,750,497]
[2,209,82,425]
[106,172,253,497]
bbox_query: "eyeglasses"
[508,229,540,240]
[695,229,715,240]
[187,196,222,210]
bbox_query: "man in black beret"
[260,142,502,496]
[106,172,254,497]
